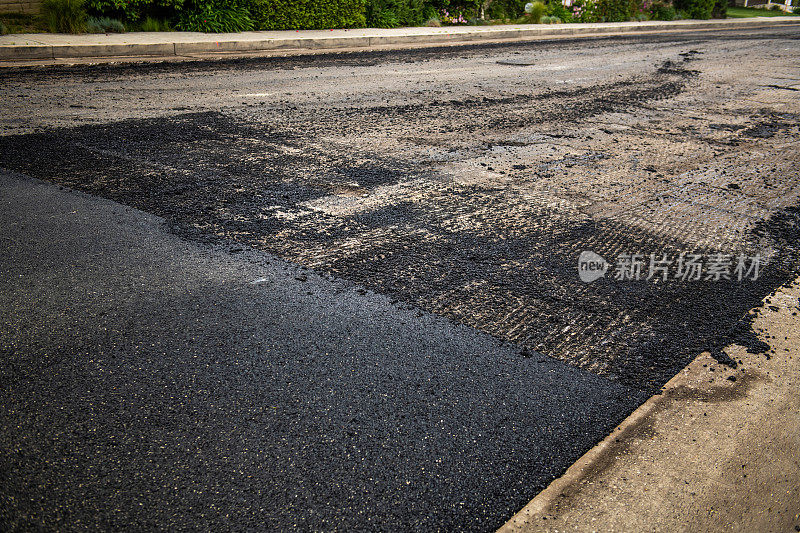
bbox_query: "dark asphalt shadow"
[0,172,646,530]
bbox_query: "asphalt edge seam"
[495,357,706,532]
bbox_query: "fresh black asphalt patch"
[0,172,646,530]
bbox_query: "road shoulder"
[500,281,800,532]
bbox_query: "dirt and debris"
[1,32,799,392]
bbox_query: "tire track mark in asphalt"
[1,58,799,390]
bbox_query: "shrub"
[572,0,601,21]
[436,0,481,21]
[140,15,171,30]
[87,0,186,22]
[673,0,713,18]
[0,21,7,35]
[369,8,399,25]
[86,15,125,31]
[43,0,87,32]
[648,0,676,19]
[176,2,254,32]
[251,0,366,30]
[711,0,726,17]
[486,0,527,19]
[366,0,426,27]
[525,0,546,21]
[546,1,573,21]
[439,5,474,23]
[595,0,638,21]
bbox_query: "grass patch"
[726,6,798,16]
[0,12,50,33]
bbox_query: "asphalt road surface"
[1,26,799,530]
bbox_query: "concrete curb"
[497,355,706,532]
[1,17,799,62]
[497,279,800,532]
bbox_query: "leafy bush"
[571,0,600,21]
[176,2,254,32]
[43,0,87,33]
[366,0,428,27]
[251,0,366,30]
[525,0,546,21]
[367,3,399,25]
[87,0,186,22]
[486,0,527,19]
[648,0,676,19]
[87,15,125,32]
[546,1,573,21]
[673,0,713,18]
[594,0,638,21]
[0,21,7,35]
[87,0,367,30]
[439,5,475,23]
[711,0,726,17]
[140,15,172,30]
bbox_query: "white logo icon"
[578,251,609,283]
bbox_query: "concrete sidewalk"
[1,17,800,62]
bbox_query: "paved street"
[1,26,799,530]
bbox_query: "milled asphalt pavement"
[1,20,800,532]
[0,171,645,530]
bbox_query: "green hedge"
[594,0,639,21]
[366,0,433,28]
[88,0,725,32]
[89,0,366,29]
[252,0,366,30]
[177,1,255,31]
[712,0,727,18]
[673,0,714,18]
[485,0,526,19]
[88,0,186,22]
